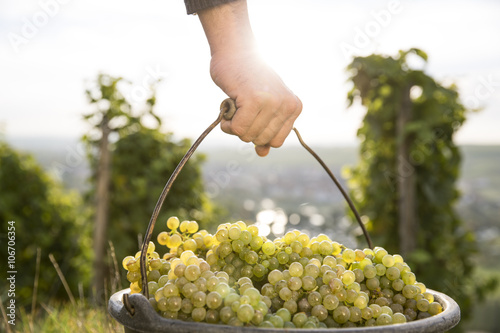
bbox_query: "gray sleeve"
[184,0,239,15]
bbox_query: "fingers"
[255,144,270,157]
[221,94,302,153]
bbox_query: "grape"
[393,312,407,324]
[206,291,222,309]
[184,264,201,281]
[269,315,284,328]
[262,241,276,256]
[191,307,206,322]
[333,306,350,324]
[312,305,328,321]
[122,219,445,328]
[376,313,392,325]
[289,262,303,277]
[342,270,356,285]
[237,303,254,323]
[166,216,180,230]
[382,254,395,267]
[428,302,443,315]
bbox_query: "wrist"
[197,0,257,57]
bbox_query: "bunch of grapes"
[121,217,443,328]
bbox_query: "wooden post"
[397,84,417,256]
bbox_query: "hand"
[197,0,302,156]
[211,51,302,156]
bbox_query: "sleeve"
[184,0,240,15]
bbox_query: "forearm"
[197,0,257,57]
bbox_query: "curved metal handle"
[138,97,372,300]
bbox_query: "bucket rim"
[108,287,460,333]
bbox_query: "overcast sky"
[1,0,499,148]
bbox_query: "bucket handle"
[137,98,372,300]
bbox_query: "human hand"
[211,51,302,157]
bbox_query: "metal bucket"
[108,288,460,333]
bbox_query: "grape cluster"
[122,217,443,328]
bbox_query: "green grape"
[220,306,235,324]
[333,305,350,324]
[349,306,362,323]
[428,302,443,315]
[366,277,380,290]
[361,307,373,320]
[253,264,266,278]
[375,263,387,276]
[262,241,276,256]
[302,275,317,291]
[393,293,406,305]
[269,315,285,328]
[126,270,141,283]
[393,312,407,324]
[268,269,284,285]
[181,282,197,298]
[167,216,180,230]
[290,240,303,254]
[386,266,400,281]
[353,268,364,283]
[363,264,377,279]
[184,264,201,281]
[374,248,388,263]
[382,254,395,267]
[288,276,302,291]
[342,270,356,286]
[157,297,168,312]
[163,283,180,297]
[229,226,242,240]
[191,307,206,322]
[244,287,261,305]
[215,229,229,242]
[376,313,392,325]
[354,295,368,309]
[181,298,193,314]
[283,300,297,314]
[206,291,223,309]
[369,304,382,318]
[288,262,303,277]
[279,287,292,301]
[322,294,338,311]
[276,251,289,265]
[305,264,320,278]
[392,278,404,291]
[319,240,333,256]
[293,312,308,328]
[250,236,263,251]
[215,282,230,298]
[167,296,182,312]
[275,308,291,322]
[232,239,244,253]
[402,284,419,299]
[342,248,356,263]
[402,272,416,285]
[311,305,328,321]
[380,305,393,316]
[245,251,258,265]
[237,303,254,323]
[306,291,321,307]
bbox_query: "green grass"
[5,301,123,333]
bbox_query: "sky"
[1,0,499,148]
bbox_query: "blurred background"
[1,0,499,332]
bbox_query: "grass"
[13,301,123,333]
[0,244,124,333]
